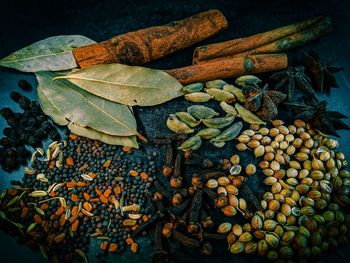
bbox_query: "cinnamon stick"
[165,53,288,85]
[193,16,330,64]
[72,9,228,68]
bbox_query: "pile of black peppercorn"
[0,79,61,172]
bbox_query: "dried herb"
[37,71,145,146]
[242,83,287,121]
[304,49,343,94]
[0,35,95,72]
[286,99,349,137]
[270,66,318,102]
[54,64,184,106]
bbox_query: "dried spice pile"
[0,88,61,172]
[0,135,158,261]
[219,119,350,261]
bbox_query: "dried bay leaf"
[68,123,139,148]
[54,64,184,106]
[0,35,95,72]
[36,71,146,141]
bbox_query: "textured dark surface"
[1,0,350,262]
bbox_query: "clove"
[202,232,226,240]
[187,190,203,234]
[240,182,263,211]
[173,152,183,178]
[184,152,214,169]
[152,221,170,263]
[163,143,174,177]
[200,241,213,256]
[202,187,228,208]
[153,181,172,202]
[200,209,214,229]
[132,210,164,238]
[173,230,201,249]
[169,198,191,216]
[198,171,226,181]
[169,176,183,189]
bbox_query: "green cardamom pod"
[202,115,235,129]
[187,105,219,120]
[175,112,201,128]
[205,79,227,89]
[182,82,204,93]
[184,92,213,102]
[223,84,246,103]
[220,101,238,116]
[210,121,243,143]
[205,88,235,103]
[235,75,261,87]
[166,114,194,134]
[178,135,202,151]
[234,103,266,125]
[196,128,221,139]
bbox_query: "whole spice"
[72,9,228,68]
[193,16,327,64]
[270,66,318,102]
[304,49,342,94]
[242,82,287,121]
[286,99,349,137]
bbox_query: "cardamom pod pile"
[166,78,267,151]
[222,119,350,262]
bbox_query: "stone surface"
[0,0,350,262]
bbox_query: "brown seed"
[83,202,93,212]
[294,119,306,128]
[123,219,137,226]
[245,164,257,176]
[269,128,280,137]
[162,222,174,238]
[222,206,237,217]
[54,233,66,243]
[227,232,237,245]
[236,143,248,151]
[71,219,80,232]
[83,192,90,201]
[268,200,280,212]
[247,140,260,149]
[109,243,118,253]
[100,241,108,251]
[230,154,240,165]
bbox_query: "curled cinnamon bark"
[166,53,288,85]
[73,9,228,68]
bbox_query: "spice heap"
[0,135,158,261]
[222,119,350,261]
[130,137,264,259]
[0,86,61,172]
[166,79,269,151]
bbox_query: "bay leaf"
[37,84,68,126]
[54,64,184,106]
[68,123,139,148]
[36,71,146,141]
[0,35,95,72]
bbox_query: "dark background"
[1,0,350,262]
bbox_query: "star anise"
[270,66,318,102]
[304,49,343,95]
[286,98,349,137]
[242,83,287,121]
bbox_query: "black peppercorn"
[0,107,14,120]
[18,96,31,110]
[18,79,32,91]
[10,91,21,102]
